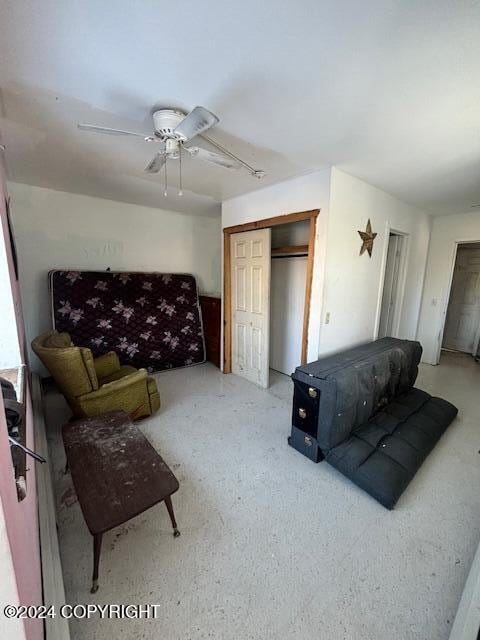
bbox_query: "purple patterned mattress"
[49,270,205,373]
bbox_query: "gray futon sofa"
[289,338,458,509]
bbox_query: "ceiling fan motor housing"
[152,109,186,140]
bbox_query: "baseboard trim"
[32,374,70,640]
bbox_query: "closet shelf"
[271,244,309,256]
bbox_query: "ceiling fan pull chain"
[178,145,183,196]
[163,156,168,197]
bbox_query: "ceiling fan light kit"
[78,105,265,197]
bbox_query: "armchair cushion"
[99,365,137,384]
[93,352,121,379]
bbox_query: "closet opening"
[442,242,480,358]
[270,220,309,376]
[223,209,319,388]
[377,231,408,339]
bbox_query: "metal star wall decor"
[358,219,377,258]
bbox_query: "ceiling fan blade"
[173,106,219,142]
[144,152,166,173]
[78,123,153,140]
[187,146,239,169]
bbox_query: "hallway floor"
[44,352,480,640]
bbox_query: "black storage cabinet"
[288,378,324,462]
[288,338,422,464]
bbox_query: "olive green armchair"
[32,331,160,420]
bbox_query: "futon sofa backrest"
[292,338,422,452]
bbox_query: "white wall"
[319,168,431,356]
[222,167,432,367]
[417,211,480,364]
[0,222,21,368]
[222,169,332,362]
[8,182,221,371]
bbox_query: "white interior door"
[443,246,480,352]
[378,234,402,338]
[231,228,271,388]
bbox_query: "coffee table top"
[62,410,179,534]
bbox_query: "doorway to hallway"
[443,243,480,356]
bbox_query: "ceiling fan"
[78,106,265,196]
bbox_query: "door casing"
[223,209,320,373]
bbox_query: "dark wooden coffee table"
[62,410,180,593]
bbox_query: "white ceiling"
[0,0,479,217]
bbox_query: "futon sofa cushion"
[291,338,458,508]
[326,388,458,508]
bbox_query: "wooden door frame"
[223,209,320,373]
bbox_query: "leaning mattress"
[49,270,206,373]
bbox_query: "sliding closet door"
[230,228,271,388]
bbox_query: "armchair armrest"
[83,369,147,400]
[73,366,160,420]
[76,369,151,420]
[93,352,121,379]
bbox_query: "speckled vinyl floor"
[43,352,480,640]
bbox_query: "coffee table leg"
[91,533,103,593]
[164,496,180,537]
